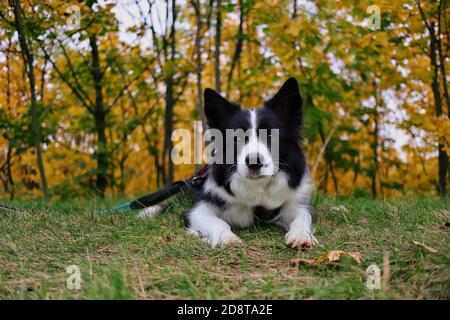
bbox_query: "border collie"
[141,78,317,249]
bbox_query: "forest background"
[0,0,449,201]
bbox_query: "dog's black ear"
[265,77,302,126]
[204,88,240,128]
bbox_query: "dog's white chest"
[229,173,293,209]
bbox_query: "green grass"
[0,196,449,299]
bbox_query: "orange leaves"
[0,0,448,198]
[290,250,364,267]
[317,250,363,264]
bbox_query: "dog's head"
[204,77,305,188]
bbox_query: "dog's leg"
[186,202,242,247]
[279,203,317,249]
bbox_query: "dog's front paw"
[211,230,242,247]
[138,205,163,218]
[284,231,317,250]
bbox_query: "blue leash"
[94,201,133,217]
[93,165,208,217]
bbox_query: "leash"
[0,166,209,217]
[94,165,209,217]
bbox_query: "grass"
[0,195,449,299]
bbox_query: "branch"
[0,7,15,27]
[38,41,95,113]
[105,56,157,112]
[417,0,433,35]
[225,0,244,98]
[55,37,95,107]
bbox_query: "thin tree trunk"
[89,34,108,195]
[214,0,222,93]
[437,0,450,116]
[329,160,339,195]
[429,22,448,197]
[436,0,450,189]
[372,82,380,198]
[323,161,329,195]
[5,37,15,200]
[225,0,244,98]
[13,0,49,199]
[292,0,298,19]
[162,0,177,185]
[418,1,448,197]
[193,0,206,128]
[5,145,15,200]
[119,156,126,194]
[318,128,331,195]
[163,70,174,184]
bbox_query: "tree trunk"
[5,37,15,200]
[162,0,177,185]
[329,158,339,195]
[418,2,448,197]
[89,34,108,195]
[372,83,380,198]
[437,1,450,116]
[13,0,49,199]
[163,75,174,185]
[5,144,15,200]
[323,162,329,195]
[429,22,448,197]
[318,128,336,195]
[225,0,244,98]
[193,0,206,127]
[215,0,222,93]
[292,0,298,19]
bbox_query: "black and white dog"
[141,78,317,249]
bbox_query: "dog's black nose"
[245,153,264,170]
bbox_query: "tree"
[0,0,448,199]
[11,0,49,198]
[214,0,222,92]
[192,0,207,128]
[417,0,449,197]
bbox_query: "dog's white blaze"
[244,109,259,157]
[236,109,275,177]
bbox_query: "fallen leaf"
[347,252,364,264]
[290,250,363,267]
[317,250,363,264]
[412,240,438,253]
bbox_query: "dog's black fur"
[205,77,307,193]
[184,77,308,227]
